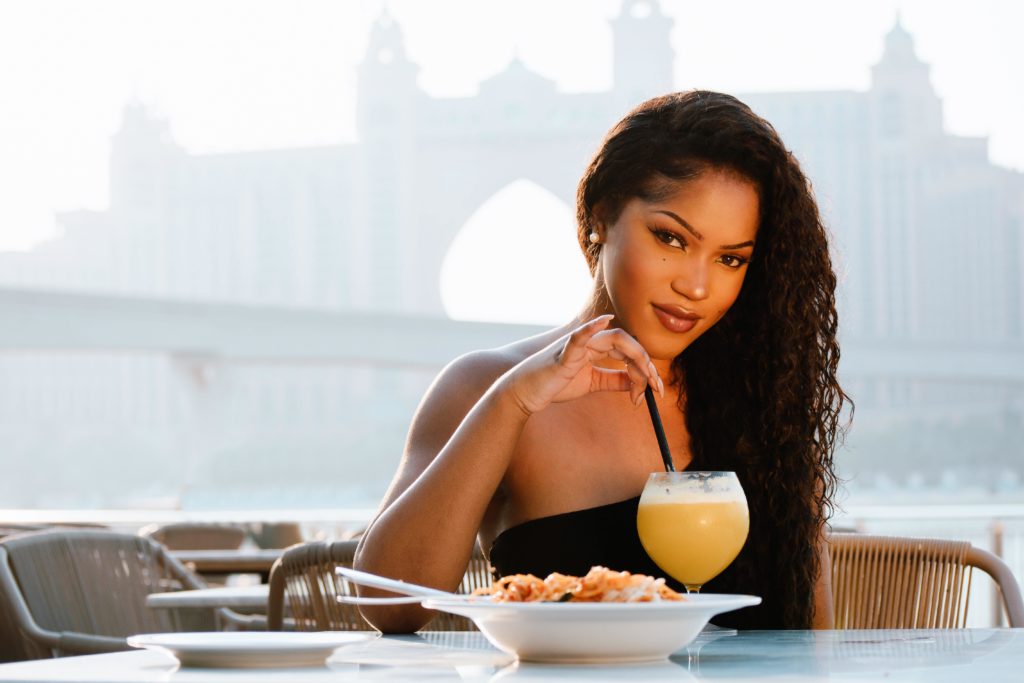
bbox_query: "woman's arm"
[354,354,532,632]
[354,316,661,632]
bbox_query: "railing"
[0,508,376,544]
[3,503,1022,627]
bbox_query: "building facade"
[0,1,1021,507]
[2,5,1020,341]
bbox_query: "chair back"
[0,567,39,662]
[0,529,213,660]
[249,522,304,549]
[830,533,1023,628]
[267,540,493,632]
[139,523,247,551]
[0,525,46,541]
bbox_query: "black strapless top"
[489,496,777,630]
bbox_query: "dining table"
[145,584,281,624]
[0,628,1020,682]
[169,549,283,584]
[146,585,271,612]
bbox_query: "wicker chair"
[0,525,46,541]
[830,533,1024,629]
[0,529,226,661]
[249,522,304,550]
[267,540,493,632]
[138,523,247,551]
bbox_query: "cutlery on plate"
[336,594,473,605]
[335,566,477,601]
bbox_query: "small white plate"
[422,594,760,663]
[126,631,372,668]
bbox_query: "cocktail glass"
[637,471,749,593]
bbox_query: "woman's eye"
[653,229,684,249]
[718,255,749,269]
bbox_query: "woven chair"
[0,525,46,541]
[830,533,1024,629]
[138,523,247,551]
[0,529,228,661]
[249,522,304,550]
[267,540,493,632]
[0,524,106,542]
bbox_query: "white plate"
[421,594,760,663]
[126,631,373,668]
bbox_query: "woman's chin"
[607,313,700,362]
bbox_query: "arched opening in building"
[440,179,592,325]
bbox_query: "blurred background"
[0,0,1021,562]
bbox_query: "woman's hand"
[504,315,665,416]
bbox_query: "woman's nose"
[671,264,709,301]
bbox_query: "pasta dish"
[472,566,685,603]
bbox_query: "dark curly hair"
[576,90,851,628]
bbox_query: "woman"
[355,90,849,631]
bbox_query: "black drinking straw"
[644,384,676,472]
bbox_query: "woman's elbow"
[352,546,434,632]
[358,603,434,634]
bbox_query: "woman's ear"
[591,199,610,228]
[590,200,616,242]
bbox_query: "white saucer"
[127,631,372,668]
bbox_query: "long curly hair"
[576,90,851,628]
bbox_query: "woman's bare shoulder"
[409,327,567,445]
[431,329,563,404]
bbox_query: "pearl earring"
[588,231,601,244]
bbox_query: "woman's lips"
[652,304,701,334]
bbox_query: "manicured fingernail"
[658,376,666,398]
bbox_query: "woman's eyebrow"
[654,210,755,250]
[654,210,703,241]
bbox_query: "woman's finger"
[608,356,664,395]
[589,367,632,394]
[555,317,665,401]
[585,329,658,385]
[591,353,654,403]
[557,315,614,369]
[622,358,651,406]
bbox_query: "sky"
[0,0,1021,260]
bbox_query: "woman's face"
[596,169,760,368]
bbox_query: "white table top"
[146,585,270,610]
[0,629,1020,682]
[169,550,282,574]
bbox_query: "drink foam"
[639,483,746,504]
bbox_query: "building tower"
[610,0,674,107]
[870,14,943,141]
[109,102,180,212]
[355,9,425,311]
[356,8,421,140]
[866,16,945,340]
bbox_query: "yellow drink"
[637,472,749,591]
[637,500,749,588]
